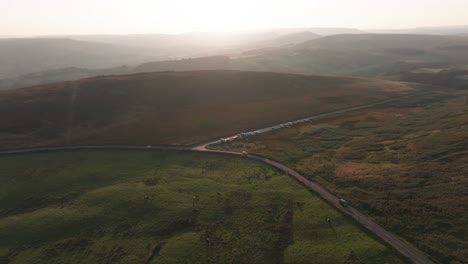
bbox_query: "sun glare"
[150,0,281,33]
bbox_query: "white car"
[339,199,349,208]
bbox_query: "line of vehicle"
[192,91,432,149]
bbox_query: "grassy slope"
[0,70,419,149]
[216,90,468,263]
[240,34,468,78]
[0,150,402,264]
[0,38,159,79]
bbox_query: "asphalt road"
[237,152,433,264]
[0,93,434,263]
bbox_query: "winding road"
[0,93,434,264]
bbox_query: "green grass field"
[215,90,468,263]
[0,150,402,264]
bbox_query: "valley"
[1,13,467,263]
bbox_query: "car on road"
[339,199,349,208]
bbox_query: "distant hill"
[65,32,281,58]
[303,27,366,35]
[0,66,131,91]
[241,34,468,77]
[297,33,468,50]
[397,68,468,88]
[0,38,163,79]
[0,56,237,90]
[371,25,468,35]
[67,32,278,49]
[246,27,365,36]
[258,31,322,47]
[0,30,322,88]
[64,28,356,51]
[4,34,468,89]
[134,56,234,73]
[55,29,360,58]
[0,70,421,148]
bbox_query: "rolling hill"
[63,29,352,53]
[134,56,234,73]
[0,31,321,90]
[4,34,468,90]
[294,27,365,35]
[296,33,468,51]
[0,70,423,149]
[241,34,468,77]
[0,38,165,80]
[66,32,280,54]
[256,31,322,47]
[371,25,468,35]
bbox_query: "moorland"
[0,70,421,149]
[214,90,468,263]
[0,150,403,264]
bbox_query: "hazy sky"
[2,0,468,35]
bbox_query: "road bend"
[0,92,435,263]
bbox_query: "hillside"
[241,34,468,77]
[4,34,468,90]
[396,68,468,88]
[371,25,468,35]
[299,33,468,50]
[0,150,402,264]
[0,66,132,91]
[0,70,422,149]
[257,31,322,47]
[0,38,163,80]
[67,32,279,55]
[134,56,234,73]
[1,57,233,91]
[64,29,349,53]
[299,27,365,35]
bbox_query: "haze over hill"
[371,25,468,35]
[242,34,468,76]
[63,32,279,57]
[2,28,468,91]
[83,30,326,56]
[0,30,325,86]
[3,33,468,90]
[3,0,468,263]
[0,38,164,80]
